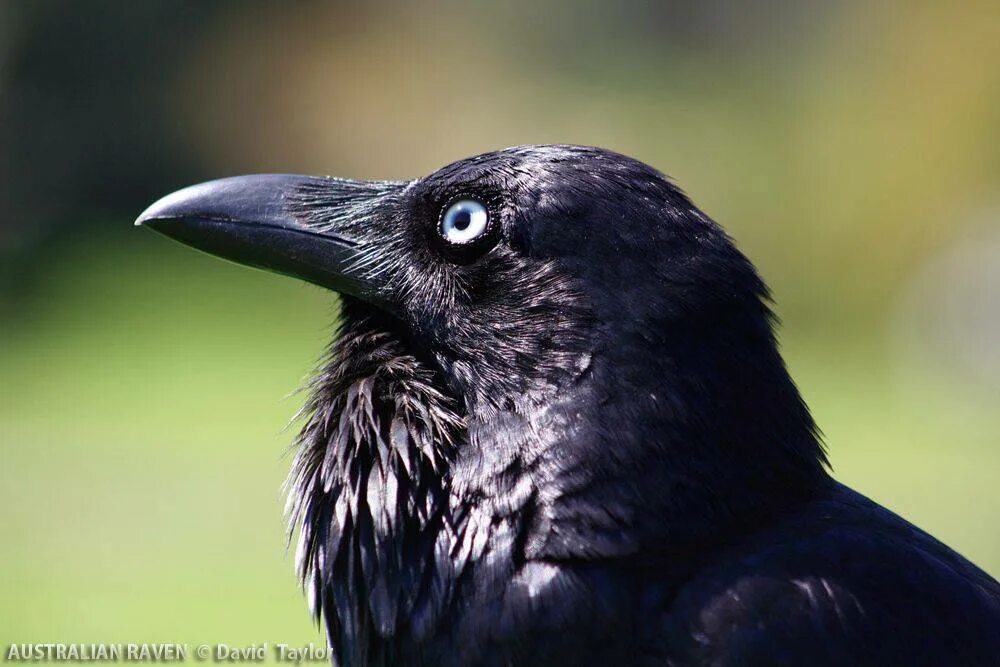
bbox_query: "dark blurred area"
[1,0,997,654]
[0,2,229,299]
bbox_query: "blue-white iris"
[440,200,489,244]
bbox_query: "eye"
[439,199,490,245]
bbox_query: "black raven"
[137,146,1000,666]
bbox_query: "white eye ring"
[440,199,489,245]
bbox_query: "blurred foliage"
[1,0,998,660]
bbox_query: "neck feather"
[287,300,463,666]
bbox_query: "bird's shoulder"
[652,483,1000,666]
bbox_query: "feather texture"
[287,299,463,666]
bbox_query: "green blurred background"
[1,0,998,660]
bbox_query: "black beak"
[136,174,396,311]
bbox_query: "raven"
[137,146,1000,666]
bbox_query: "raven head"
[138,145,828,661]
[136,146,811,416]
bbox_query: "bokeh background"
[2,0,998,660]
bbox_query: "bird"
[136,145,1000,666]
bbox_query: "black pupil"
[453,210,471,231]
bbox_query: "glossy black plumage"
[138,146,1000,666]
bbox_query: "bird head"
[138,144,827,565]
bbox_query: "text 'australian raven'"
[137,146,1000,666]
